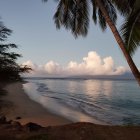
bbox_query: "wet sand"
[2,82,71,126]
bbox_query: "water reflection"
[67,80,82,94]
[23,79,140,125]
[23,82,103,124]
[83,80,113,98]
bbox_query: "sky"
[0,0,140,76]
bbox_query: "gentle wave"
[23,78,140,125]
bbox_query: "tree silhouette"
[0,21,31,81]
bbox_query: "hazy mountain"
[67,72,135,80]
[24,72,135,81]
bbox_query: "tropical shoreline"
[1,82,71,127]
[0,81,140,140]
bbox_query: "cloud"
[22,51,127,77]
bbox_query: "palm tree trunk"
[96,0,140,86]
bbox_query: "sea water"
[23,78,140,125]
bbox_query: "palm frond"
[105,0,117,24]
[98,9,107,31]
[111,0,135,15]
[53,0,63,29]
[120,9,140,56]
[54,0,90,37]
[91,0,97,24]
[92,0,117,31]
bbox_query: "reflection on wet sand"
[23,82,104,124]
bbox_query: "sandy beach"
[1,82,71,126]
[0,81,140,140]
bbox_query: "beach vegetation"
[118,0,140,56]
[0,21,31,81]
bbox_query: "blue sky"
[0,0,139,73]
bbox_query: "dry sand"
[2,82,71,126]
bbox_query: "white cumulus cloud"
[22,51,127,77]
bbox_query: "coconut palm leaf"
[91,0,97,24]
[54,0,90,37]
[53,0,117,37]
[120,9,140,56]
[103,0,117,22]
[111,0,135,15]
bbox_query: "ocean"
[23,78,140,125]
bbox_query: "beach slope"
[0,82,140,140]
[2,82,71,126]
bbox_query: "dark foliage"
[53,0,117,37]
[44,0,140,55]
[0,21,31,81]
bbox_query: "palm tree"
[44,0,140,85]
[95,0,140,85]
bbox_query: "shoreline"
[0,81,140,139]
[1,82,72,126]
